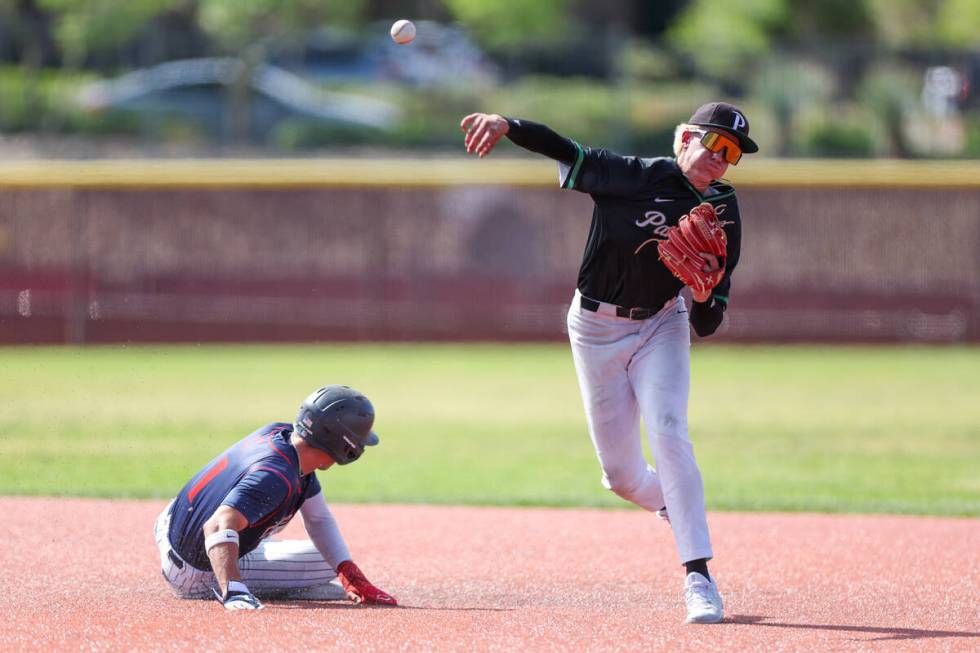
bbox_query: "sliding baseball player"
[154,385,397,609]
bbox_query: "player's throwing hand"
[461,113,510,158]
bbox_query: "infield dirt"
[4,498,977,652]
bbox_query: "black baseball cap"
[688,102,758,153]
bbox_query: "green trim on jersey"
[564,142,585,190]
[681,177,736,202]
[708,185,736,201]
[713,295,729,304]
[705,187,736,201]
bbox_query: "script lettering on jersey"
[634,211,672,237]
[633,210,673,256]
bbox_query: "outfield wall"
[0,159,977,344]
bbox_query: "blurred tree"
[1,1,59,137]
[865,0,938,48]
[629,0,687,39]
[442,0,574,50]
[0,0,59,67]
[667,0,788,80]
[935,0,980,48]
[125,6,209,67]
[197,0,365,53]
[863,0,980,48]
[781,0,875,44]
[668,0,883,81]
[857,64,919,157]
[195,0,368,144]
[750,57,836,156]
[795,116,876,157]
[38,0,173,67]
[365,0,451,22]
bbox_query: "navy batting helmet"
[294,385,380,465]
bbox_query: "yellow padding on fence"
[0,158,977,188]
[0,159,549,189]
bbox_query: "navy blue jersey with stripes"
[168,423,322,571]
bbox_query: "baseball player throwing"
[154,385,397,610]
[461,102,757,623]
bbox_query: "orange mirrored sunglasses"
[698,130,742,165]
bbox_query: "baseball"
[390,19,416,45]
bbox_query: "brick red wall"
[1,185,977,343]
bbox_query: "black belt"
[580,296,658,320]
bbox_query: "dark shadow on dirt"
[728,615,980,642]
[274,602,515,612]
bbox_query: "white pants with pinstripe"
[154,502,339,599]
[567,289,713,564]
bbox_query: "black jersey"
[562,150,740,312]
[506,118,741,336]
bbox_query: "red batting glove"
[336,560,398,606]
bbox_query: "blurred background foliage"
[0,0,978,157]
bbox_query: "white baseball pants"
[567,289,713,563]
[154,502,340,599]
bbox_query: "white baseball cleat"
[223,594,263,610]
[684,572,724,624]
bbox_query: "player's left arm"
[689,200,742,337]
[300,491,351,568]
[299,492,398,605]
[301,491,397,606]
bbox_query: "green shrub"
[0,67,142,136]
[272,119,383,149]
[857,64,919,157]
[795,118,876,158]
[961,114,980,158]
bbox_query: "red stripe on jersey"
[187,456,228,504]
[266,432,293,465]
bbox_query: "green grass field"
[0,344,977,516]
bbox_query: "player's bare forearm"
[203,505,249,594]
[207,542,242,593]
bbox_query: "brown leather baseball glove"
[657,202,728,298]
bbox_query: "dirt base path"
[3,498,977,652]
